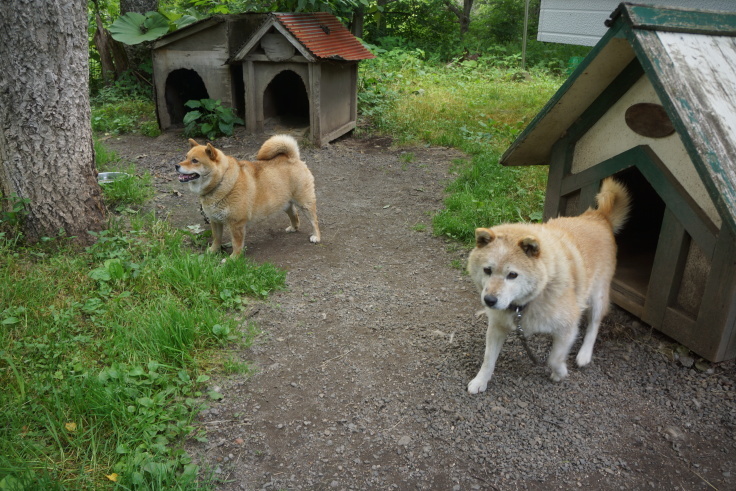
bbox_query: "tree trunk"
[351,8,365,39]
[444,0,474,38]
[93,11,130,84]
[0,0,105,244]
[120,0,158,14]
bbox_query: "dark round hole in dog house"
[262,70,309,127]
[165,69,209,126]
[611,167,665,296]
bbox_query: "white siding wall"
[538,0,736,46]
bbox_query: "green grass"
[0,209,285,488]
[359,49,563,244]
[95,140,155,210]
[92,100,160,137]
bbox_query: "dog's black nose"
[175,164,180,171]
[483,295,498,307]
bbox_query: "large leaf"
[183,111,202,125]
[109,12,169,45]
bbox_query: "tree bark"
[93,11,130,84]
[0,0,105,244]
[120,0,158,14]
[444,0,474,37]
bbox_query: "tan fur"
[466,178,631,394]
[176,135,320,259]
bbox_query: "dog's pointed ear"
[475,228,495,247]
[519,236,540,257]
[188,138,199,148]
[205,143,219,162]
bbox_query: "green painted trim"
[543,137,573,220]
[695,227,736,361]
[566,59,644,144]
[628,28,736,238]
[500,21,627,166]
[555,146,718,256]
[624,4,736,35]
[643,208,688,328]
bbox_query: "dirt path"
[105,130,735,490]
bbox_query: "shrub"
[183,99,243,141]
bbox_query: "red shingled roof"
[274,12,374,61]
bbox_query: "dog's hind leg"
[301,200,321,243]
[576,283,610,367]
[468,323,507,394]
[285,203,300,233]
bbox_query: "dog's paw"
[285,226,297,233]
[309,235,320,243]
[475,309,486,319]
[575,348,593,367]
[467,377,488,394]
[549,366,568,382]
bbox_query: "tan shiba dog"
[466,178,631,394]
[176,135,321,259]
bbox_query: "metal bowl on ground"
[97,172,131,184]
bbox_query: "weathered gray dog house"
[152,12,374,145]
[229,12,375,145]
[500,3,736,361]
[152,14,267,130]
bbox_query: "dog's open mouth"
[178,172,200,183]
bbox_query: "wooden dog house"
[228,12,374,145]
[500,3,736,361]
[152,14,266,131]
[152,13,374,146]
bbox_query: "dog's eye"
[191,158,199,164]
[507,272,518,280]
[483,267,492,275]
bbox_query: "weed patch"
[0,217,285,488]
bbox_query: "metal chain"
[513,306,545,366]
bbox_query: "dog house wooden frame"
[500,3,736,361]
[152,13,374,146]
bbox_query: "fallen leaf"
[106,473,119,482]
[65,422,77,432]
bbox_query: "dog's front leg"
[548,324,578,382]
[468,322,508,394]
[229,221,247,259]
[209,221,223,254]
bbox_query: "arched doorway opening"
[262,70,309,127]
[165,69,209,126]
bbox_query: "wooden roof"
[501,2,736,230]
[231,12,374,62]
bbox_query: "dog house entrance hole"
[165,69,209,126]
[262,70,309,127]
[612,166,664,301]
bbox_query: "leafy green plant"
[0,215,285,488]
[0,192,31,247]
[183,99,244,140]
[91,99,157,135]
[109,10,197,45]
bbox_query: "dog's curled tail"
[596,178,631,234]
[257,134,300,161]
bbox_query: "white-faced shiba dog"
[466,178,631,394]
[176,135,321,259]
